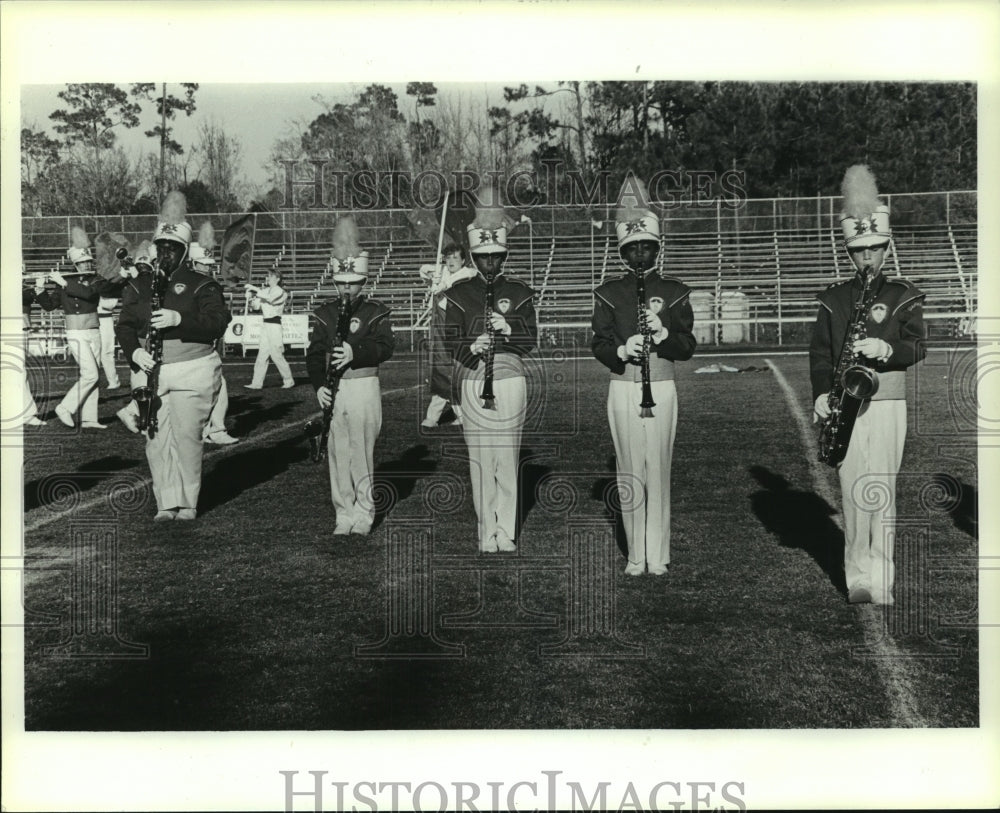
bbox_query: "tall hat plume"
[152,190,193,247]
[840,164,891,248]
[67,226,93,265]
[134,239,155,269]
[93,231,131,281]
[615,172,660,251]
[330,215,368,282]
[468,180,508,255]
[190,221,217,265]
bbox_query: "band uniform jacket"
[305,295,395,389]
[116,264,231,371]
[592,271,697,377]
[442,272,537,371]
[809,274,926,402]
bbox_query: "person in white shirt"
[244,269,295,390]
[97,292,122,389]
[420,243,475,427]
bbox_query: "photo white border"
[3,1,998,810]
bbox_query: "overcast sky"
[20,82,504,193]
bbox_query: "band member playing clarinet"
[444,192,537,553]
[810,165,926,605]
[591,174,696,576]
[306,216,395,536]
[116,191,231,521]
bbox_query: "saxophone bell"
[842,365,879,400]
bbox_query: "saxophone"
[480,272,497,410]
[305,294,352,463]
[818,268,880,467]
[635,269,655,418]
[133,259,167,438]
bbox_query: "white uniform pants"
[838,399,906,603]
[608,379,678,570]
[2,341,41,425]
[61,328,102,424]
[98,316,121,388]
[460,375,526,546]
[327,376,382,530]
[146,353,222,511]
[250,322,293,387]
[203,376,231,438]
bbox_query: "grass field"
[19,345,979,730]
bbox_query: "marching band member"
[190,225,240,446]
[591,175,696,576]
[116,242,154,434]
[244,268,295,390]
[116,192,231,521]
[444,196,537,553]
[35,228,108,429]
[97,291,122,390]
[17,276,46,427]
[810,165,926,605]
[306,217,395,535]
[421,243,474,427]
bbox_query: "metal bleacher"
[19,190,978,351]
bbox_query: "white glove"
[814,393,832,421]
[644,309,664,335]
[49,271,67,287]
[150,308,181,329]
[332,341,354,370]
[488,313,511,335]
[316,386,332,408]
[470,333,490,355]
[853,337,892,361]
[132,348,156,373]
[624,334,644,359]
[34,274,45,292]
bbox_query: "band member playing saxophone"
[444,192,537,553]
[810,165,926,605]
[116,191,231,521]
[306,216,395,536]
[591,175,696,576]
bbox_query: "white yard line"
[765,357,927,728]
[22,384,420,535]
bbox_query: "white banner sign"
[224,314,309,349]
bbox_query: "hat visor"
[332,273,367,284]
[470,244,508,255]
[618,232,660,249]
[844,233,890,249]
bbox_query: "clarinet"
[480,272,497,410]
[635,270,656,418]
[305,295,352,463]
[818,268,880,467]
[133,259,167,437]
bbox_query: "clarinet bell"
[303,418,324,463]
[482,397,497,411]
[639,406,654,419]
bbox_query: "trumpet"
[115,246,135,268]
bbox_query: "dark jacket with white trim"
[306,295,395,389]
[809,272,926,401]
[591,270,696,377]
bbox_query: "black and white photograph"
[2,2,998,811]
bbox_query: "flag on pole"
[93,232,130,281]
[221,214,256,284]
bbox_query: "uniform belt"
[98,313,114,318]
[870,370,905,400]
[263,316,282,324]
[342,367,378,379]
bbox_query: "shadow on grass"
[372,444,439,530]
[25,620,236,731]
[198,435,310,514]
[517,448,554,539]
[24,455,143,512]
[591,455,629,560]
[227,398,301,437]
[931,473,978,539]
[748,465,847,596]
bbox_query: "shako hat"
[840,165,891,249]
[330,216,369,283]
[615,173,660,249]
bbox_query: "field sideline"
[18,348,978,730]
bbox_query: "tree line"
[22,81,976,217]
